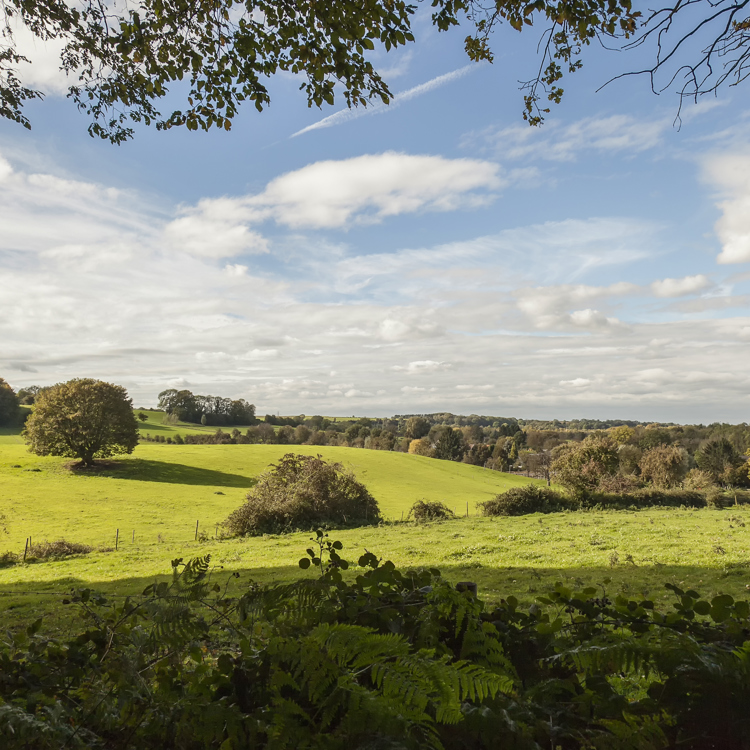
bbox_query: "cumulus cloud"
[1,146,748,422]
[703,152,750,263]
[165,198,269,258]
[515,283,635,330]
[249,152,502,228]
[651,275,712,297]
[159,153,502,257]
[569,309,624,329]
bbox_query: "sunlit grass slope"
[2,420,750,630]
[0,435,537,550]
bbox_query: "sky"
[1,10,750,423]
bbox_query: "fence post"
[115,529,119,551]
[132,529,135,543]
[466,501,469,517]
[195,520,199,541]
[23,537,29,561]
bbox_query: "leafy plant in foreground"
[3,535,750,748]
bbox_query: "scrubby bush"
[581,488,706,509]
[684,468,716,491]
[26,540,93,560]
[407,500,456,522]
[0,551,19,568]
[479,485,573,516]
[224,453,380,535]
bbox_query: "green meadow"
[2,418,750,629]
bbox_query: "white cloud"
[225,263,248,276]
[569,309,624,329]
[560,378,591,388]
[165,198,269,258]
[12,22,70,96]
[2,147,749,422]
[160,153,502,255]
[515,282,635,330]
[651,274,712,297]
[703,152,750,263]
[473,114,668,162]
[249,152,502,228]
[392,360,451,374]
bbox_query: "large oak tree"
[23,378,139,466]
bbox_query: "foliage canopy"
[0,377,19,426]
[4,0,749,140]
[22,378,139,466]
[551,432,620,494]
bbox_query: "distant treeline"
[141,412,750,495]
[157,389,256,426]
[396,413,676,431]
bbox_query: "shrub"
[224,453,380,535]
[479,485,572,516]
[684,468,717,491]
[407,500,456,522]
[581,489,706,509]
[26,540,93,560]
[0,551,19,568]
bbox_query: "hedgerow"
[3,531,750,748]
[480,485,712,516]
[479,485,573,516]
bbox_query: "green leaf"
[693,600,711,616]
[299,557,311,569]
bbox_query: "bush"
[26,540,93,560]
[0,551,19,568]
[407,500,456,522]
[581,488,706,509]
[479,485,572,516]
[224,453,380,535]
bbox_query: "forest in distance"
[3,379,749,496]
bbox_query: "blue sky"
[2,13,749,422]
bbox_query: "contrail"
[291,64,479,138]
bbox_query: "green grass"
[2,424,750,630]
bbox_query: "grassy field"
[2,420,750,631]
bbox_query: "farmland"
[1,419,750,629]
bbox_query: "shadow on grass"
[92,458,255,488]
[2,560,748,632]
